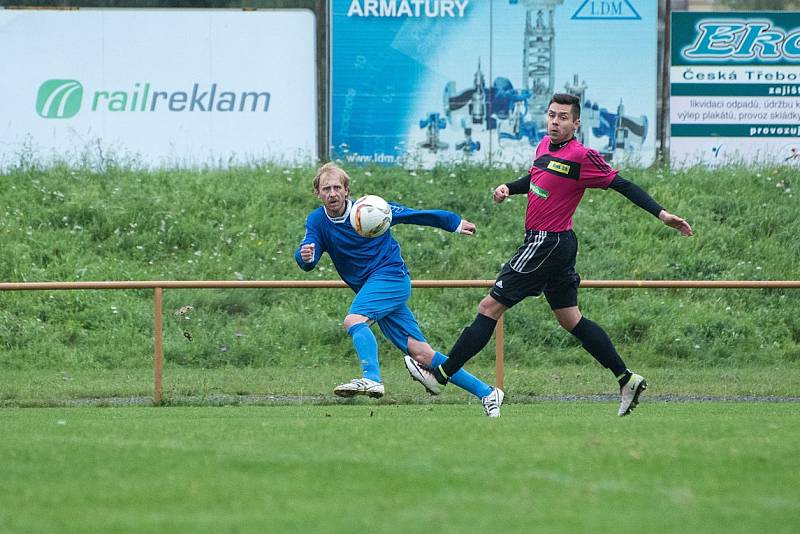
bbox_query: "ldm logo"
[37,79,83,119]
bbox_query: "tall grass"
[1,162,798,370]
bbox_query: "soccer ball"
[350,195,392,237]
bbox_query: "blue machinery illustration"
[418,0,647,160]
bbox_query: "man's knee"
[477,295,505,319]
[553,306,582,331]
[343,314,369,330]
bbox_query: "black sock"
[441,313,498,378]
[431,365,449,385]
[570,317,628,377]
[617,370,633,388]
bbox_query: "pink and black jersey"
[524,137,618,232]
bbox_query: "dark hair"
[549,93,581,119]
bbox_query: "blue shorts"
[348,272,426,354]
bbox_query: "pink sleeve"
[580,148,618,189]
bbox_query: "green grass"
[1,404,798,534]
[3,131,799,533]
[1,163,799,371]
[2,364,798,406]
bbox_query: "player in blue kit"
[295,162,504,417]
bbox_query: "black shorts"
[490,230,580,310]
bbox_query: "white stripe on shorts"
[510,231,561,274]
[510,231,545,272]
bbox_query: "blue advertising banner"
[671,12,800,167]
[331,0,657,168]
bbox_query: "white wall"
[0,8,317,168]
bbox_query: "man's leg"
[380,309,500,414]
[331,316,385,398]
[434,295,506,383]
[404,339,502,418]
[554,306,647,416]
[403,337,493,399]
[437,232,559,383]
[345,317,380,382]
[376,306,496,398]
[554,306,629,381]
[429,350,504,417]
[345,273,413,386]
[333,275,406,399]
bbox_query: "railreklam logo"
[36,79,83,119]
[36,79,272,117]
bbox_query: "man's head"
[546,93,581,144]
[313,162,351,217]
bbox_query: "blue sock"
[348,323,381,382]
[432,352,492,399]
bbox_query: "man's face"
[316,174,349,217]
[546,102,580,144]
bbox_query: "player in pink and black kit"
[405,94,693,417]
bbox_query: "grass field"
[2,403,799,534]
[2,363,800,406]
[2,163,799,532]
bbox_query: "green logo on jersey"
[36,80,83,118]
[531,184,549,199]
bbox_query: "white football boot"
[481,388,505,418]
[618,373,647,417]
[403,355,442,395]
[333,377,385,399]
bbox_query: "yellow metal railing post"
[153,287,163,405]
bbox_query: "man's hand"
[300,243,316,262]
[658,210,693,236]
[458,220,476,235]
[493,184,510,203]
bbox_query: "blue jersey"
[295,200,461,291]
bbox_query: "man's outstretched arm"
[389,203,474,234]
[609,175,693,236]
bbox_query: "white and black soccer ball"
[349,195,392,238]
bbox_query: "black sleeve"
[608,175,663,218]
[504,174,531,195]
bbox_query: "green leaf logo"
[36,79,83,118]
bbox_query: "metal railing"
[2,279,799,403]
